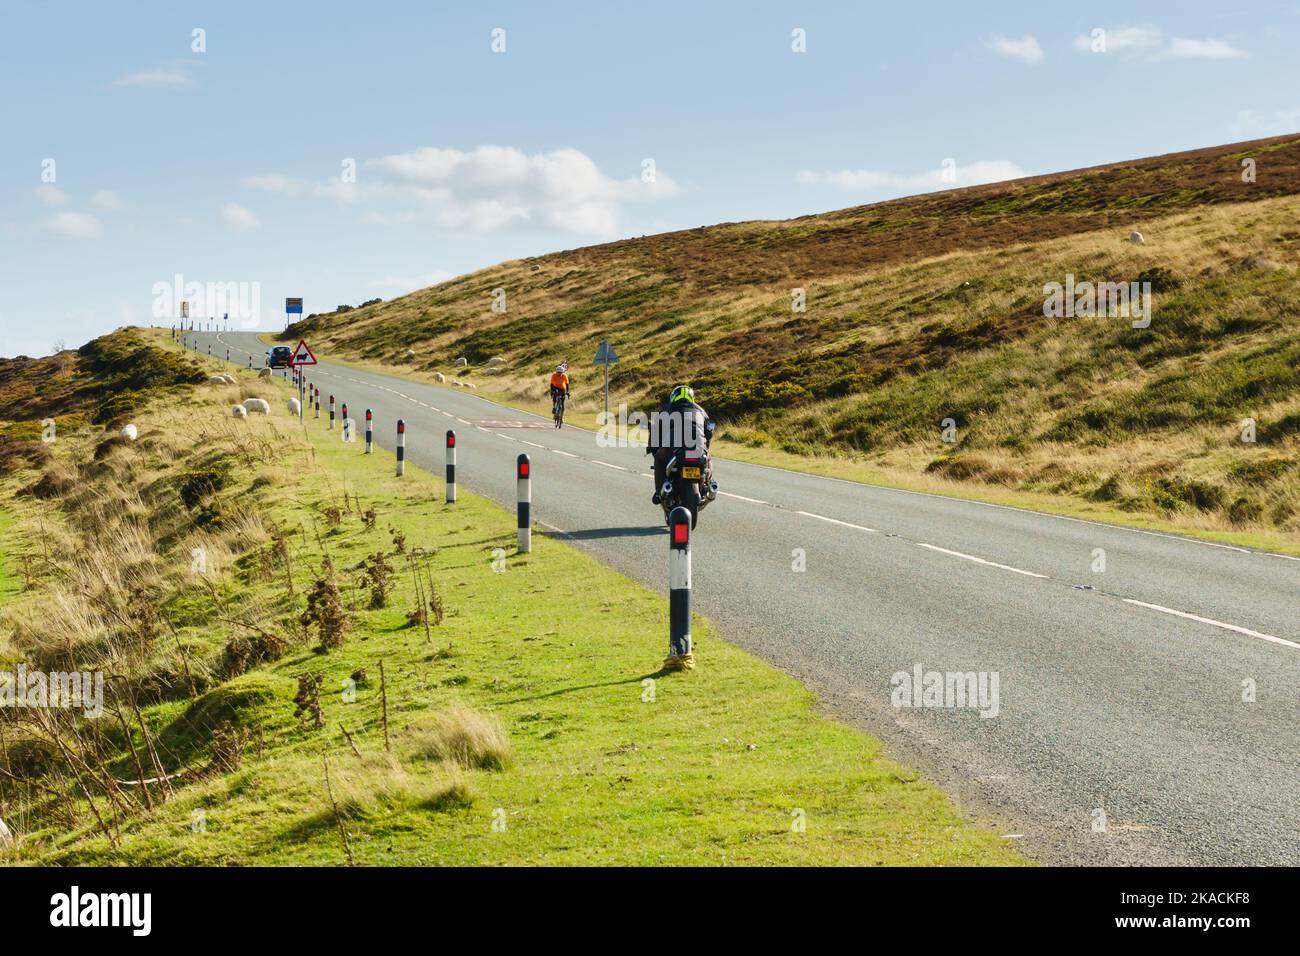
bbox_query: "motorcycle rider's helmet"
[668,384,695,405]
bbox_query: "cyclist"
[549,362,571,426]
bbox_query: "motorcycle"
[659,420,718,529]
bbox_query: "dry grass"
[404,704,513,772]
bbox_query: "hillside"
[283,135,1300,536]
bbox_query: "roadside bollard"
[341,403,349,440]
[207,345,211,356]
[226,347,229,362]
[516,454,531,553]
[396,419,406,476]
[364,409,373,453]
[445,430,457,503]
[666,507,694,669]
[247,355,251,368]
[314,387,320,419]
[328,394,336,430]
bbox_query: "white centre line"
[589,459,627,471]
[796,510,880,534]
[720,491,767,505]
[1122,599,1300,650]
[518,439,545,449]
[916,543,1049,579]
[552,449,579,458]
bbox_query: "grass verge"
[0,348,1025,866]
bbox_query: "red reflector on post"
[447,432,456,447]
[519,461,530,477]
[672,522,689,545]
[397,419,405,433]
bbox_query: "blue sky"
[2,0,1296,356]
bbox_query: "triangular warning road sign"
[289,340,317,366]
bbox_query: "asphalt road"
[192,329,1299,865]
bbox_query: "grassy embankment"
[275,135,1300,549]
[0,331,1024,865]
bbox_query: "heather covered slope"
[281,135,1300,534]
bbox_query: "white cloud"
[797,159,1028,194]
[92,190,125,210]
[112,64,195,89]
[242,174,307,196]
[368,271,457,295]
[1164,37,1248,59]
[988,35,1044,65]
[34,185,68,207]
[221,203,259,232]
[45,211,103,240]
[1072,26,1248,60]
[322,145,677,235]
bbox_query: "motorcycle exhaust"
[706,481,719,501]
[660,480,675,499]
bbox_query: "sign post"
[592,338,619,423]
[285,297,303,332]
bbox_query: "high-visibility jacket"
[550,371,569,391]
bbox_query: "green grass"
[5,369,1025,866]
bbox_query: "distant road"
[194,330,1300,865]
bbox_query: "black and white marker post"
[314,387,320,419]
[516,454,531,553]
[328,394,336,430]
[666,506,694,669]
[396,419,406,477]
[341,403,349,440]
[364,409,373,453]
[445,430,457,503]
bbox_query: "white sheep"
[487,355,505,365]
[120,424,138,441]
[1129,230,1145,244]
[451,380,464,387]
[404,349,417,360]
[433,372,446,383]
[231,405,248,419]
[464,383,477,390]
[222,374,237,384]
[243,398,271,415]
[257,367,272,379]
[208,374,228,384]
[454,357,468,367]
[287,397,302,415]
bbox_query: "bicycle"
[552,389,567,428]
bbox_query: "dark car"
[266,346,293,368]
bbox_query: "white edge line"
[916,542,1049,579]
[1122,599,1299,650]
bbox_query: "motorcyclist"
[646,384,713,504]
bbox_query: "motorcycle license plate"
[680,466,702,479]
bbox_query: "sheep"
[208,374,229,384]
[451,380,464,387]
[487,355,505,365]
[287,397,302,415]
[221,374,237,384]
[454,357,468,367]
[404,349,417,360]
[433,372,446,383]
[1129,230,1145,244]
[464,383,478,390]
[257,367,272,379]
[231,405,248,419]
[243,398,271,415]
[120,424,138,441]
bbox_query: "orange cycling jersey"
[549,371,569,391]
